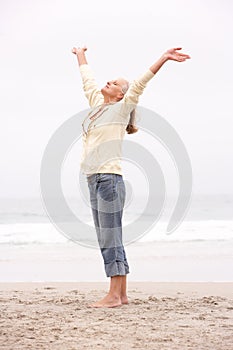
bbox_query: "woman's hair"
[126,108,138,134]
[121,81,138,135]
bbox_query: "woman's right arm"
[72,46,103,108]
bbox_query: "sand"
[0,282,233,350]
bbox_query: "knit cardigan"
[79,64,155,176]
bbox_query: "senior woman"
[72,46,190,308]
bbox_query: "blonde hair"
[126,108,138,134]
[120,81,138,135]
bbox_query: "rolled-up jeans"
[86,173,130,277]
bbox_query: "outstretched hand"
[71,46,87,55]
[163,47,191,62]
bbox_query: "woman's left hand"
[163,47,191,62]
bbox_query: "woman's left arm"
[150,47,191,74]
[124,47,191,105]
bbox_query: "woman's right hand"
[71,46,87,55]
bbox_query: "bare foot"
[121,295,129,305]
[88,293,122,308]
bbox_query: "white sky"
[0,0,233,198]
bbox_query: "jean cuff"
[105,261,130,277]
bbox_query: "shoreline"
[1,281,233,297]
[1,240,233,283]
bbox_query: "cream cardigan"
[79,64,155,176]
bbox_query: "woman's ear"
[117,91,125,101]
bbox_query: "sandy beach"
[0,282,233,349]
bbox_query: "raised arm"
[72,46,103,108]
[124,47,191,105]
[150,47,190,73]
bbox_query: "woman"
[72,46,190,308]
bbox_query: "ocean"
[0,195,232,282]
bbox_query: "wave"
[0,220,233,245]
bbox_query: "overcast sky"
[0,0,233,198]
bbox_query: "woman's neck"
[103,96,118,104]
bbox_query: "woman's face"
[101,78,128,101]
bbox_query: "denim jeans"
[86,173,130,277]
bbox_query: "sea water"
[0,195,232,282]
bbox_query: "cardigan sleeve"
[79,64,104,108]
[123,69,155,106]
